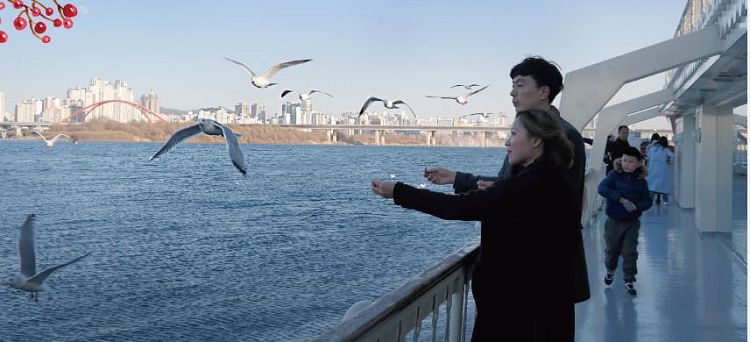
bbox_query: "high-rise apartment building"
[140,90,160,115]
[251,103,266,121]
[15,99,39,123]
[42,96,63,123]
[235,102,251,117]
[81,78,137,122]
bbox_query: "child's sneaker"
[625,282,637,296]
[604,271,614,285]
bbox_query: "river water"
[0,140,505,341]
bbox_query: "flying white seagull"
[450,84,482,90]
[150,119,247,175]
[224,57,313,88]
[3,214,91,302]
[426,85,490,105]
[358,97,418,120]
[31,130,76,147]
[281,89,333,101]
[460,112,493,120]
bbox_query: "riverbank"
[18,120,507,147]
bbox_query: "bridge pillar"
[375,130,383,146]
[480,132,488,148]
[327,129,337,143]
[694,104,734,233]
[0,129,5,139]
[425,131,434,146]
[14,126,22,138]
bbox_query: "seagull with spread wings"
[281,89,333,101]
[31,130,76,147]
[450,84,482,90]
[426,85,490,105]
[150,119,247,175]
[358,97,418,120]
[224,57,312,88]
[3,214,91,302]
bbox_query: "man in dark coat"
[604,125,631,174]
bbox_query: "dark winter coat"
[598,162,653,221]
[451,107,590,303]
[393,159,580,339]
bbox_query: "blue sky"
[0,0,696,128]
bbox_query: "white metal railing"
[316,240,480,342]
[665,0,747,87]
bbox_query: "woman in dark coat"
[371,109,580,341]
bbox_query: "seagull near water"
[426,85,490,105]
[150,119,247,175]
[31,130,76,147]
[358,97,419,120]
[281,89,333,101]
[224,57,313,89]
[3,214,91,302]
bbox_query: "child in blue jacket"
[598,146,653,295]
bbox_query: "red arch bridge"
[62,100,167,123]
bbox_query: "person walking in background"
[603,126,631,174]
[646,136,674,205]
[598,147,653,296]
[372,109,580,341]
[644,133,661,163]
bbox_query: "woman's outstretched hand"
[424,167,457,185]
[371,179,395,198]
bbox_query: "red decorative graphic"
[0,0,78,44]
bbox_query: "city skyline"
[2,1,743,129]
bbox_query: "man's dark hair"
[618,125,629,132]
[510,56,564,103]
[622,146,643,161]
[650,132,661,142]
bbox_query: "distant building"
[71,78,139,123]
[282,102,302,125]
[140,90,160,115]
[42,96,63,123]
[15,99,39,123]
[235,102,251,116]
[251,103,266,122]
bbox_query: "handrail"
[316,240,481,342]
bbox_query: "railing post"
[448,274,465,341]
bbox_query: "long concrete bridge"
[273,124,673,147]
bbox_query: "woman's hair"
[658,136,669,148]
[514,109,574,170]
[651,133,661,142]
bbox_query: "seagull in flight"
[3,214,91,302]
[281,89,333,101]
[450,84,482,90]
[426,85,490,105]
[224,57,313,89]
[150,119,247,175]
[31,130,76,147]
[358,97,418,120]
[460,112,493,120]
